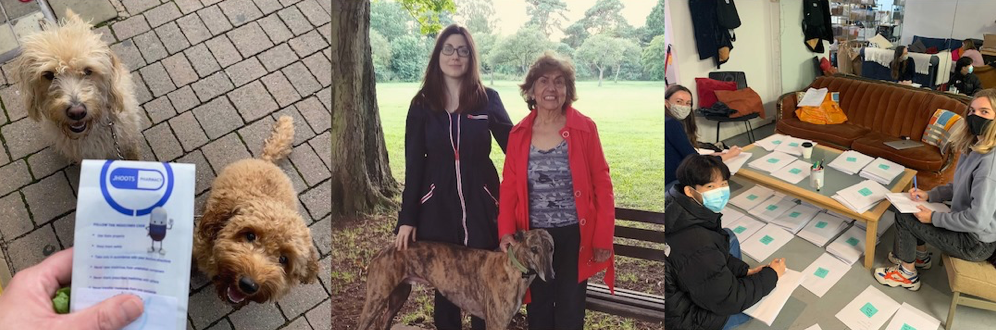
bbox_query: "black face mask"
[967,114,992,136]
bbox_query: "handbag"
[716,0,741,30]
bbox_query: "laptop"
[884,140,925,150]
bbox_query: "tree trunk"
[597,66,604,87]
[330,0,400,219]
[613,64,620,83]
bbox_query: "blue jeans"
[721,228,749,330]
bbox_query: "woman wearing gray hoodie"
[874,89,996,291]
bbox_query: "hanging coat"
[689,0,736,67]
[802,0,833,53]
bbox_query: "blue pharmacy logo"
[100,161,174,216]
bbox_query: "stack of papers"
[748,195,798,223]
[720,206,747,228]
[854,210,896,239]
[724,215,766,242]
[770,159,813,184]
[742,224,795,262]
[835,285,901,330]
[730,186,776,211]
[754,134,789,151]
[725,152,752,176]
[774,136,814,156]
[743,269,803,326]
[883,303,941,330]
[798,88,830,107]
[797,212,852,247]
[828,150,874,175]
[885,193,951,214]
[832,180,890,214]
[748,151,797,174]
[827,225,869,265]
[801,252,852,297]
[770,204,820,234]
[860,157,906,185]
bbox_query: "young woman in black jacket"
[393,24,513,330]
[945,57,983,96]
[665,155,786,330]
[891,46,916,84]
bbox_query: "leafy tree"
[371,30,393,81]
[576,34,625,86]
[475,33,499,85]
[613,38,642,83]
[390,35,429,81]
[643,0,665,43]
[524,0,568,37]
[562,0,632,48]
[456,0,498,33]
[642,34,666,80]
[370,1,411,41]
[489,28,554,75]
[397,0,457,34]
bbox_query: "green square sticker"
[760,235,774,245]
[767,158,780,164]
[789,142,800,147]
[846,237,860,246]
[860,302,878,318]
[766,205,778,211]
[815,221,828,228]
[734,226,747,234]
[858,188,873,197]
[747,194,758,200]
[846,157,857,162]
[789,212,801,218]
[814,267,829,278]
[789,168,802,175]
[773,140,782,145]
[879,164,890,170]
[901,324,916,330]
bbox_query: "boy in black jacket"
[665,155,786,330]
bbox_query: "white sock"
[901,264,917,275]
[916,249,929,259]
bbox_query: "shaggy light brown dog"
[16,9,144,162]
[194,116,319,305]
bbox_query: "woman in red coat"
[498,52,615,330]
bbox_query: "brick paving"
[0,0,331,329]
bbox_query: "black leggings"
[527,224,586,330]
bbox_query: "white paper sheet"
[827,225,868,265]
[801,252,851,297]
[797,212,852,247]
[798,88,829,107]
[743,269,803,326]
[770,159,813,184]
[721,206,747,227]
[770,203,820,234]
[804,325,823,330]
[836,285,902,330]
[725,152,752,176]
[754,134,790,152]
[827,150,875,175]
[696,148,714,155]
[748,195,798,223]
[725,216,766,242]
[748,151,798,174]
[860,157,906,186]
[742,224,795,262]
[731,185,776,211]
[774,136,813,156]
[885,193,951,214]
[853,210,896,239]
[883,303,941,330]
[833,180,890,214]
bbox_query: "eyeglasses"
[441,45,471,57]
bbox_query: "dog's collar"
[507,247,536,278]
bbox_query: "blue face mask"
[969,66,975,74]
[695,186,731,213]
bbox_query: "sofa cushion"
[922,109,965,155]
[943,254,996,302]
[696,78,737,109]
[775,117,869,149]
[716,88,765,119]
[852,132,945,171]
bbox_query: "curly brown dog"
[357,230,555,330]
[193,116,319,305]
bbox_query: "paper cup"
[801,142,814,159]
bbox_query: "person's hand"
[767,258,787,278]
[726,146,742,158]
[909,187,928,202]
[0,248,144,330]
[914,205,933,223]
[395,225,417,251]
[746,265,765,276]
[592,248,612,263]
[499,234,517,252]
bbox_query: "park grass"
[331,80,666,330]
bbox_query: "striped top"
[527,140,579,228]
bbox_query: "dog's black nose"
[238,277,259,294]
[67,104,87,120]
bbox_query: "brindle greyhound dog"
[357,229,555,330]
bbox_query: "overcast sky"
[488,0,657,39]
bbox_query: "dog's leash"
[507,248,536,278]
[103,114,124,160]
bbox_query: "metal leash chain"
[104,116,124,160]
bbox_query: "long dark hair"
[891,46,909,81]
[665,84,699,148]
[411,24,487,113]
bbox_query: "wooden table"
[736,144,917,269]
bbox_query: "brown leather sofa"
[776,75,972,190]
